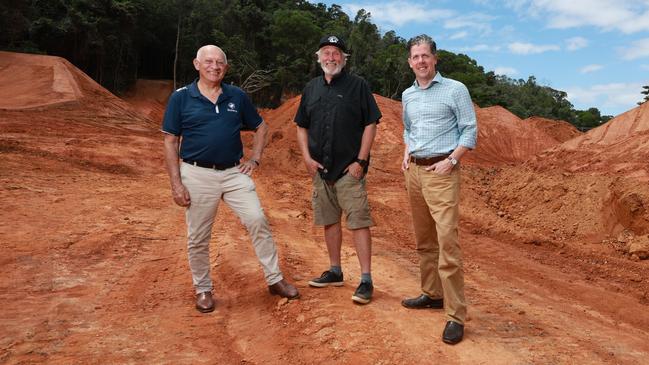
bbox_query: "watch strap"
[356,158,369,168]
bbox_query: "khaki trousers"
[180,163,283,294]
[405,164,466,324]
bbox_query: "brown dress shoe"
[268,279,300,299]
[195,291,215,313]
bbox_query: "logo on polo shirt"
[227,102,237,113]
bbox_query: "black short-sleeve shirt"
[294,70,382,181]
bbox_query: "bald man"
[162,45,299,313]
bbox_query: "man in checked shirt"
[400,34,478,345]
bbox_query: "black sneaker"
[351,281,373,304]
[308,270,344,287]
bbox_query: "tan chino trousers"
[181,163,283,294]
[405,164,467,324]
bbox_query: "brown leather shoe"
[268,279,300,299]
[195,291,215,313]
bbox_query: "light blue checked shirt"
[402,72,477,158]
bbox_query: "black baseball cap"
[318,35,347,53]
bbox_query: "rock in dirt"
[628,236,649,259]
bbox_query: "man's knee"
[241,210,268,229]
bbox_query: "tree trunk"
[173,15,180,89]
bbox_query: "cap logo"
[328,36,339,44]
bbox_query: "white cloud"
[508,42,560,54]
[579,64,603,73]
[458,44,500,52]
[443,13,495,34]
[566,36,588,51]
[449,31,469,40]
[343,2,454,27]
[342,3,496,35]
[565,82,646,114]
[504,0,649,34]
[494,67,519,76]
[619,38,649,60]
[642,64,649,70]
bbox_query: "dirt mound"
[463,106,562,166]
[528,102,649,178]
[524,116,582,143]
[570,102,649,146]
[122,79,174,123]
[0,51,81,110]
[480,103,649,251]
[0,52,160,175]
[0,52,148,125]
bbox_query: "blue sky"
[311,0,649,116]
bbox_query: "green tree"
[347,9,380,78]
[437,50,492,106]
[269,9,321,92]
[371,32,409,98]
[575,107,604,130]
[639,85,649,105]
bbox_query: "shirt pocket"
[305,95,322,116]
[340,98,362,123]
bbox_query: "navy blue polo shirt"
[162,80,262,165]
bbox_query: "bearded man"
[294,35,382,304]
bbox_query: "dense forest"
[1,0,615,128]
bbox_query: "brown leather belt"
[409,155,448,165]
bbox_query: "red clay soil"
[1,53,648,364]
[463,106,566,167]
[122,79,174,124]
[524,116,582,143]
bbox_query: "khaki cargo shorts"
[312,173,374,229]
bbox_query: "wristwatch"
[356,158,369,168]
[447,156,458,166]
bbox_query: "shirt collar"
[320,68,348,86]
[188,79,232,101]
[413,72,444,90]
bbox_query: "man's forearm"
[163,134,182,187]
[251,121,269,161]
[358,123,377,160]
[450,145,470,162]
[296,126,311,160]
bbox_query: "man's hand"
[345,161,364,179]
[304,157,324,176]
[239,159,259,175]
[426,159,453,175]
[164,134,191,207]
[171,183,191,207]
[402,145,410,172]
[401,155,410,171]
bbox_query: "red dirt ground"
[122,79,174,124]
[1,52,648,364]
